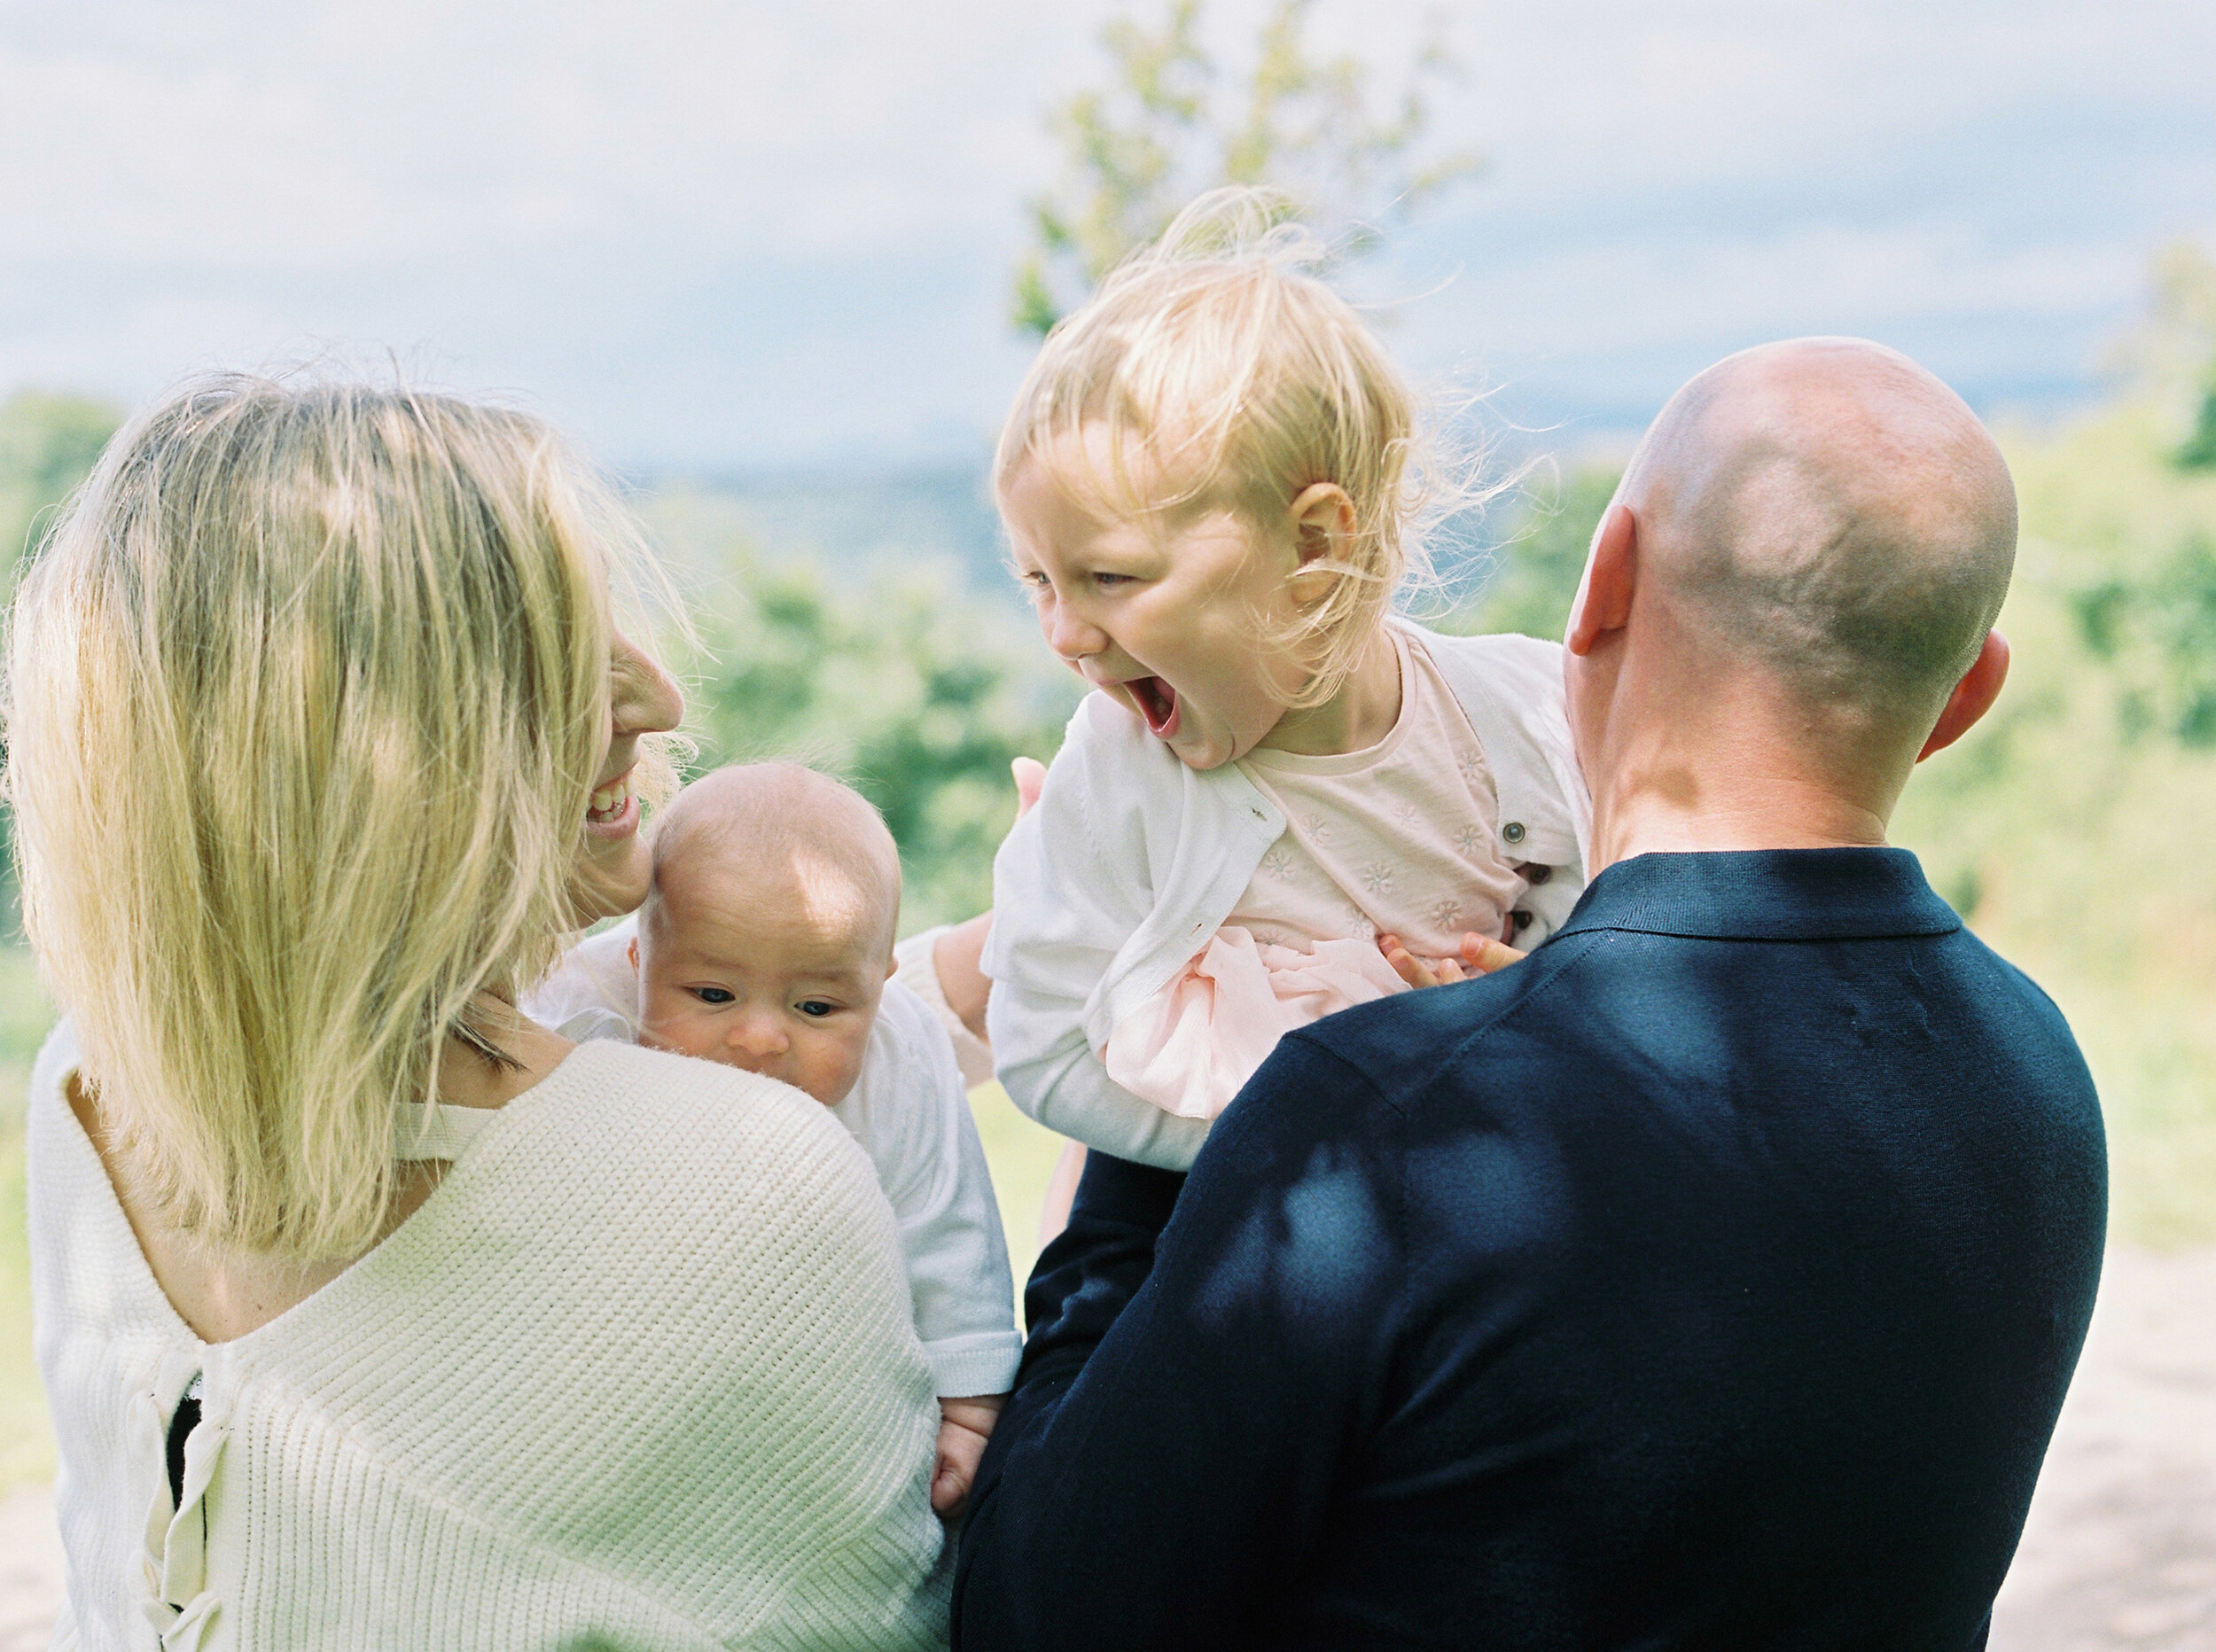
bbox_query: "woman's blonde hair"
[4,371,666,1261]
[995,188,1483,708]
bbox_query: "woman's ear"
[1286,483,1357,570]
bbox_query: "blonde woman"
[10,376,950,1649]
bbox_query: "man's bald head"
[647,762,903,957]
[1618,337,2016,734]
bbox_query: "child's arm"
[983,710,1214,1170]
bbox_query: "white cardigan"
[983,624,1593,1169]
[28,1022,950,1651]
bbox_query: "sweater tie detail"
[131,1357,228,1649]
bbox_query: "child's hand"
[1377,931,1526,991]
[932,1393,1007,1517]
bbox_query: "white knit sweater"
[27,1020,951,1651]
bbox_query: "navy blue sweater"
[954,849,2106,1651]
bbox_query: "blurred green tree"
[2111,240,2216,471]
[1453,464,1618,643]
[0,391,121,924]
[0,390,121,580]
[675,549,1080,931]
[1012,0,1481,335]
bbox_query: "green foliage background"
[0,362,2212,1488]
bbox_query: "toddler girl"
[984,192,1594,1172]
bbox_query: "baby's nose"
[727,1014,790,1057]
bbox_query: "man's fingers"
[1460,932,1527,974]
[1378,934,1440,990]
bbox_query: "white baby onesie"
[526,916,1022,1399]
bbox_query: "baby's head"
[996,190,1448,771]
[630,763,901,1107]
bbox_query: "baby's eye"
[1090,571,1133,588]
[691,986,735,1005]
[795,1000,839,1018]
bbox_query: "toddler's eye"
[691,986,735,1005]
[1090,572,1132,588]
[795,1000,839,1018]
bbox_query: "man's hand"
[1377,931,1526,991]
[932,1393,1008,1517]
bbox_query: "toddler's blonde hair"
[996,188,1471,708]
[4,370,669,1261]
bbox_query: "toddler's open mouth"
[1126,675,1179,737]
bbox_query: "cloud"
[0,0,2208,465]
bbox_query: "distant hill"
[636,465,1016,603]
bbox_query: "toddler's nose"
[1044,602,1106,663]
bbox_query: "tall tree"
[1012,0,1479,336]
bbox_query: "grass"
[0,947,53,1489]
[967,1081,1072,1297]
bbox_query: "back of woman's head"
[5,372,639,1260]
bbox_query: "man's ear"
[1565,504,1638,657]
[1286,482,1358,571]
[1917,629,2009,761]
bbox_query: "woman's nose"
[612,633,683,737]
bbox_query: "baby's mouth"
[1126,676,1179,737]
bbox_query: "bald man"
[954,339,2105,1651]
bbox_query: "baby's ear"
[626,937,640,975]
[883,947,900,982]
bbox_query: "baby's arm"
[842,984,1024,1513]
[933,1394,1006,1518]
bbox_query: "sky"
[0,0,2210,473]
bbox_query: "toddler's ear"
[626,937,639,975]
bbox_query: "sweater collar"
[1553,847,1962,943]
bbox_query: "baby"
[527,762,1020,1515]
[985,191,1594,1173]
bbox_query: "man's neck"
[1588,746,1893,875]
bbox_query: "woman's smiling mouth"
[1124,675,1180,737]
[586,767,639,837]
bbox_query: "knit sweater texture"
[27,1020,951,1650]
